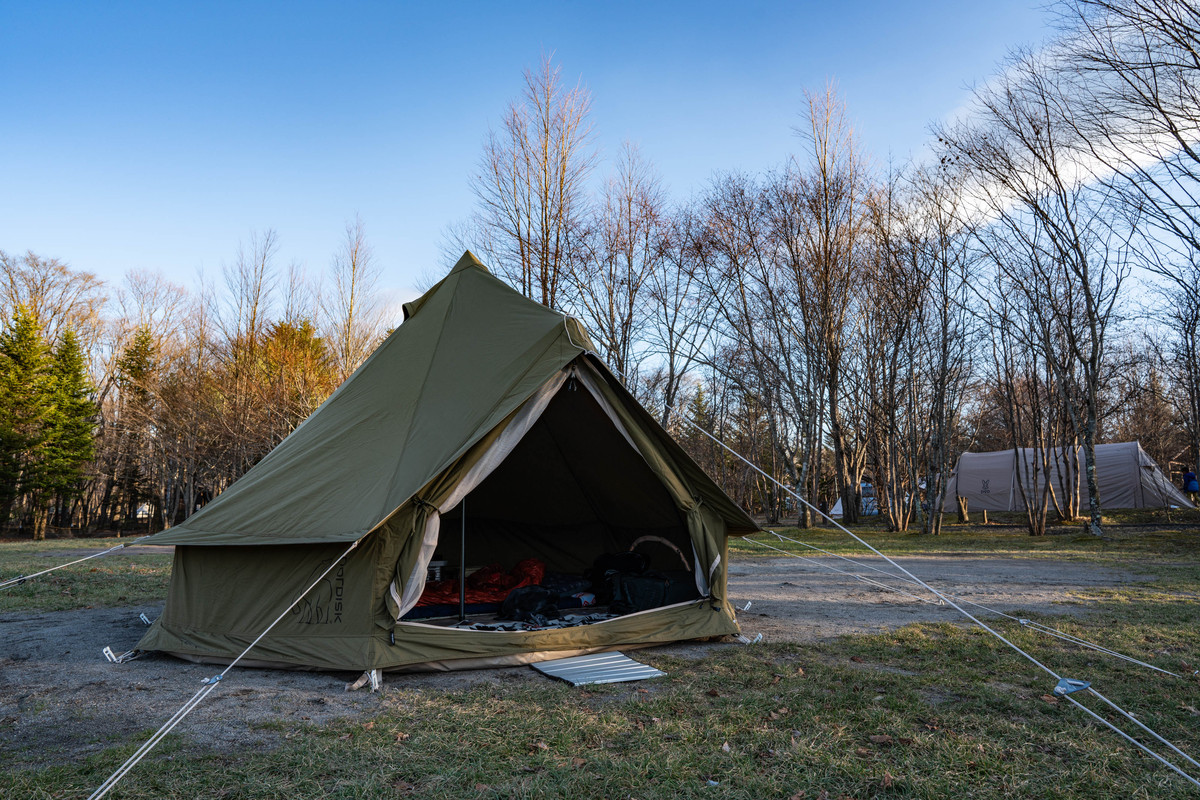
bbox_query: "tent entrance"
[441,382,692,573]
[401,377,698,626]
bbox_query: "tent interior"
[400,378,699,626]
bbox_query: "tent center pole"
[459,498,467,624]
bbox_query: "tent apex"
[402,251,492,322]
[451,250,490,275]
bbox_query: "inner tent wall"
[435,383,694,576]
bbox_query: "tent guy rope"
[670,406,1200,789]
[0,538,150,591]
[743,534,935,605]
[756,530,1181,677]
[86,538,362,800]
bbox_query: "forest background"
[3,0,1198,540]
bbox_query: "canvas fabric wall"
[943,442,1193,512]
[136,254,754,671]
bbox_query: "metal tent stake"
[459,498,467,624]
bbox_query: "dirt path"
[0,554,1152,769]
[724,553,1152,644]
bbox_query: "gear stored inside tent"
[134,252,758,671]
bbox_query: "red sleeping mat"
[415,558,545,606]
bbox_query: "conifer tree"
[114,326,156,530]
[41,329,97,527]
[0,306,51,534]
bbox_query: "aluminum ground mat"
[532,651,666,686]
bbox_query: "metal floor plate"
[532,651,666,686]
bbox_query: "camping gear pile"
[401,549,701,630]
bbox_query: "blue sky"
[1,1,1053,302]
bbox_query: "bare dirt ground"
[0,552,1153,769]
[723,553,1153,644]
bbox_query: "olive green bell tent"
[135,252,758,671]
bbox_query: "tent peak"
[402,252,492,321]
[451,250,490,275]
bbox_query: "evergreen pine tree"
[116,327,156,400]
[41,329,98,527]
[0,306,52,535]
[115,327,156,530]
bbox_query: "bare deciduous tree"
[324,215,386,382]
[789,85,869,523]
[0,250,106,349]
[221,229,279,354]
[940,53,1130,536]
[861,173,928,532]
[908,167,979,535]
[642,207,714,430]
[472,54,597,310]
[1058,0,1200,477]
[572,143,663,381]
[1160,284,1200,472]
[693,172,788,520]
[1059,0,1200,261]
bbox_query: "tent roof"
[146,252,757,546]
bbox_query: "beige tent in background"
[943,442,1193,512]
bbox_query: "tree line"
[2,0,1197,539]
[0,222,389,538]
[450,1,1200,537]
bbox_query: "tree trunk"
[828,371,857,524]
[1081,409,1104,537]
[32,505,49,541]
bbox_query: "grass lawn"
[734,506,1200,560]
[0,537,172,613]
[2,522,1199,799]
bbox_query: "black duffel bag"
[498,585,560,623]
[610,570,699,615]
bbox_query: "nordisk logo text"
[292,565,346,625]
